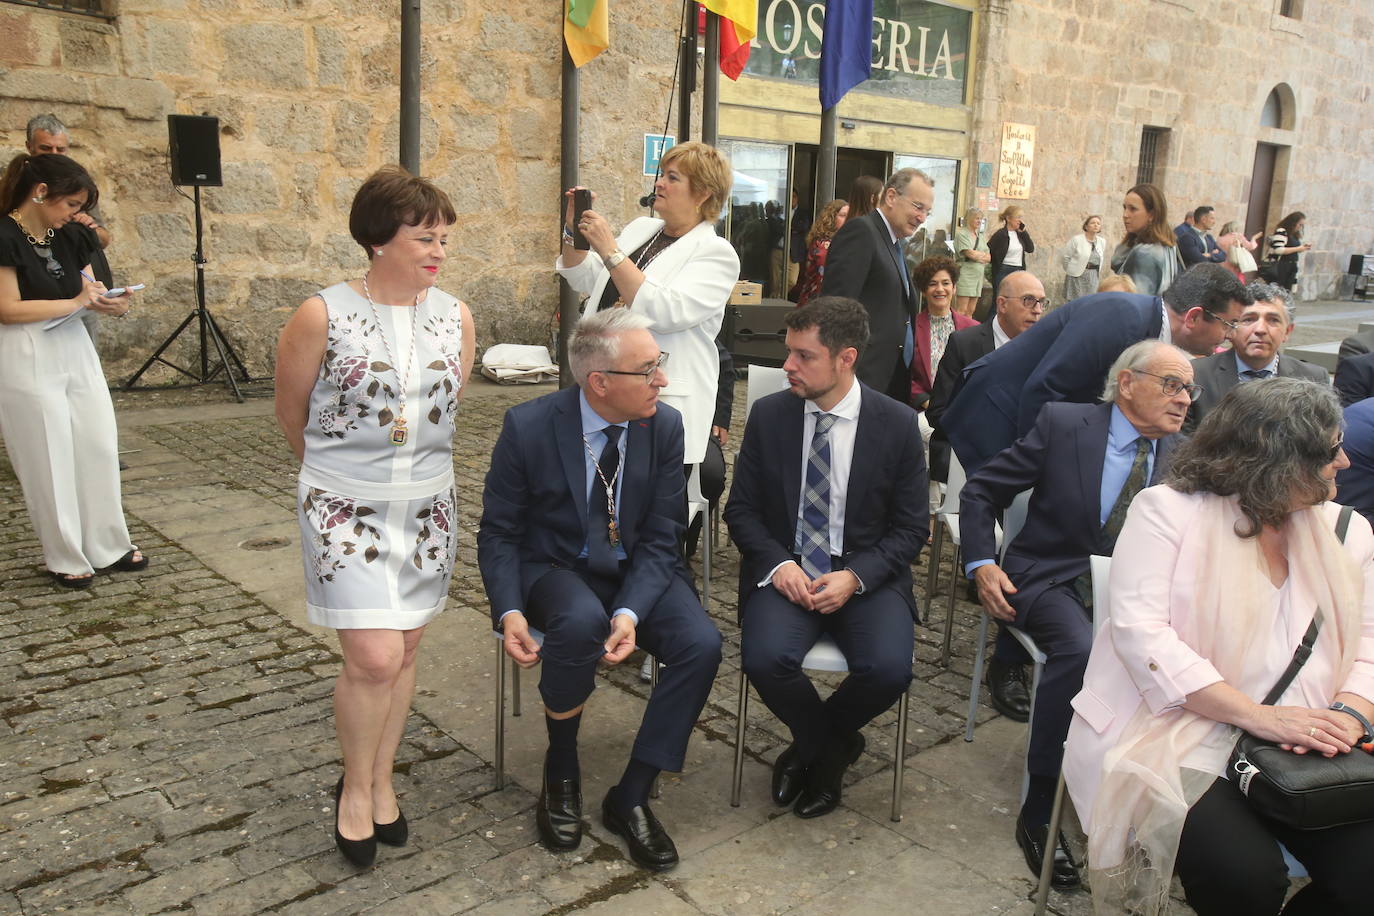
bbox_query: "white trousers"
[0,318,133,575]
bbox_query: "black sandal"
[97,549,149,574]
[49,570,94,589]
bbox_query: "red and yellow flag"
[565,0,609,68]
[701,0,757,80]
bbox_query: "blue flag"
[818,0,874,110]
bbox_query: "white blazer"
[557,216,740,465]
[1061,233,1107,278]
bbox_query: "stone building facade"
[1,0,684,381]
[3,0,1373,379]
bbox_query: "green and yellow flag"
[565,0,609,68]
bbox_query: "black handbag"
[1228,505,1374,830]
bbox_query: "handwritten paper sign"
[997,123,1036,200]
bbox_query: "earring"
[33,196,45,204]
[374,247,384,256]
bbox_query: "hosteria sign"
[743,0,972,107]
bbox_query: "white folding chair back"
[939,451,968,517]
[745,364,788,422]
[687,463,712,610]
[1089,555,1111,636]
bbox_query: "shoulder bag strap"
[1258,505,1354,706]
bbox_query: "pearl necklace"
[361,274,422,447]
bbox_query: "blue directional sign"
[644,134,676,177]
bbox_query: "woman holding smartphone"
[0,153,145,589]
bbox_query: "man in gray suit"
[1184,281,1327,432]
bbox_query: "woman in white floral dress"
[274,166,475,868]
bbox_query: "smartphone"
[573,189,592,251]
[103,283,146,297]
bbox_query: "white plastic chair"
[687,463,711,611]
[931,451,967,666]
[729,635,912,822]
[745,363,788,422]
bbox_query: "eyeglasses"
[33,244,63,280]
[1012,295,1050,312]
[1203,308,1240,333]
[1131,369,1202,400]
[598,351,669,382]
[895,193,931,217]
[1328,437,1345,462]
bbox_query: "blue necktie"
[1242,368,1273,381]
[587,425,623,576]
[795,413,836,578]
[895,239,913,366]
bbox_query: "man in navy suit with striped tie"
[725,297,928,818]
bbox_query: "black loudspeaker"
[167,115,222,186]
[1350,255,1366,276]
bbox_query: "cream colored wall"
[1,1,685,380]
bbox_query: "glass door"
[720,139,792,299]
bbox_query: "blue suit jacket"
[723,382,929,619]
[942,292,1166,475]
[1177,229,1225,267]
[1336,397,1374,529]
[477,386,690,628]
[959,401,1179,615]
[1335,351,1374,408]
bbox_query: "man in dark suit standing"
[1184,283,1327,432]
[478,309,722,872]
[925,270,1047,723]
[820,168,934,403]
[725,297,928,818]
[960,340,1193,889]
[943,263,1249,474]
[1177,206,1227,267]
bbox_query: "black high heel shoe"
[333,777,377,867]
[374,808,408,847]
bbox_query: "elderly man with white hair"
[477,308,721,873]
[958,339,1196,889]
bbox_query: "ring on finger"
[1308,726,1317,738]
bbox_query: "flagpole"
[817,107,837,205]
[678,1,696,142]
[558,39,580,389]
[702,11,720,145]
[399,0,421,173]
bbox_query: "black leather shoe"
[601,790,679,871]
[536,764,583,851]
[793,732,865,819]
[771,744,807,806]
[374,809,408,847]
[988,659,1032,722]
[333,777,377,868]
[1015,813,1080,889]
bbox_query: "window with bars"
[1,0,109,19]
[1137,127,1170,186]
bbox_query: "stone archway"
[1246,84,1297,238]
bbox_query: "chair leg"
[927,522,945,641]
[964,609,991,742]
[730,668,749,807]
[495,639,506,791]
[890,682,910,822]
[941,544,961,667]
[1033,771,1069,915]
[1020,658,1045,804]
[650,658,662,799]
[702,513,712,613]
[512,657,522,717]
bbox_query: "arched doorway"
[1246,85,1295,238]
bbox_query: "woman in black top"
[0,153,145,587]
[1265,211,1311,292]
[988,204,1035,296]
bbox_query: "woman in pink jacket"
[1064,378,1374,916]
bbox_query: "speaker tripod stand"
[125,185,251,402]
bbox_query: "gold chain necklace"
[361,274,422,447]
[8,211,53,246]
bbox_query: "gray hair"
[884,167,934,196]
[1101,340,1185,402]
[1167,378,1342,537]
[1244,279,1294,324]
[568,308,654,387]
[26,113,68,143]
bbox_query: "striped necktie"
[795,413,837,578]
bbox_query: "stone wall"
[970,0,1374,303]
[1,0,684,382]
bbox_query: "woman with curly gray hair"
[1063,378,1374,915]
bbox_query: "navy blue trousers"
[739,585,913,761]
[526,567,721,773]
[1014,583,1093,778]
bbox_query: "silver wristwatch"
[603,249,627,270]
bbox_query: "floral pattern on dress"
[302,487,382,582]
[316,302,465,439]
[412,488,456,577]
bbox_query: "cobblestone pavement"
[20,290,1372,915]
